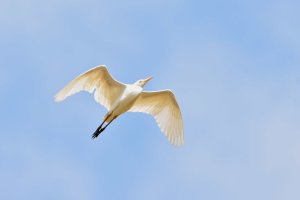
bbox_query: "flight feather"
[129,90,184,145]
[54,65,125,110]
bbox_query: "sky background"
[1,0,300,199]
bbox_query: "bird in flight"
[55,65,184,145]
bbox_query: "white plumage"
[55,65,184,145]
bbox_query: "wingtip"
[176,140,184,147]
[169,136,184,146]
[54,94,63,102]
[54,97,59,102]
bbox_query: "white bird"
[55,65,184,145]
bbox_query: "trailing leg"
[91,115,117,139]
[92,120,106,139]
[92,113,110,139]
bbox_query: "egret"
[55,65,184,145]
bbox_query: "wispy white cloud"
[0,137,98,200]
[133,14,300,198]
[1,0,300,200]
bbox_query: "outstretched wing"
[55,65,125,110]
[129,90,184,145]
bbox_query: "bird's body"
[105,84,142,123]
[55,65,184,145]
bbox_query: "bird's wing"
[129,90,184,145]
[55,65,125,110]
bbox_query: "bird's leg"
[98,118,115,132]
[91,116,118,139]
[92,114,110,139]
[92,121,106,138]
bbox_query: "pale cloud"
[138,21,300,199]
[265,1,300,52]
[1,0,300,200]
[0,136,99,200]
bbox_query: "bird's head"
[134,76,153,88]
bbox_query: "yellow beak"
[144,76,153,83]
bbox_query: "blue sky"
[1,0,300,199]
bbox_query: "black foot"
[91,127,105,139]
[92,131,99,139]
